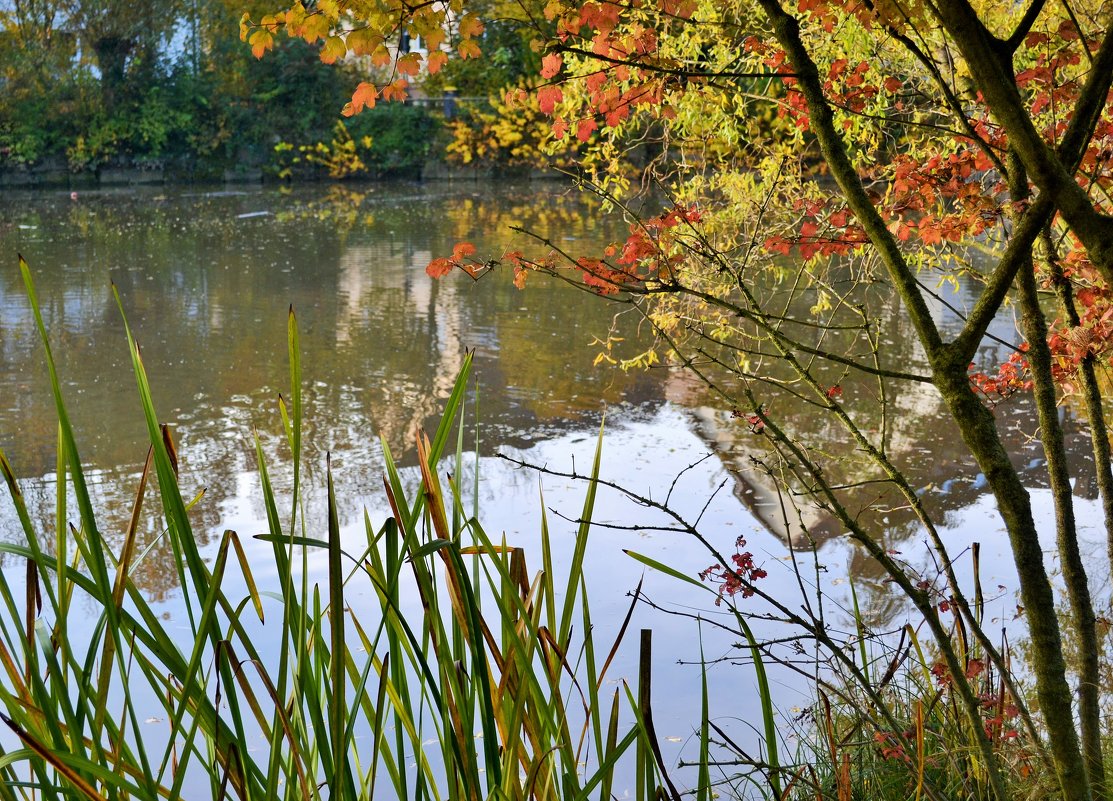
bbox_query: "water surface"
[1,182,1107,787]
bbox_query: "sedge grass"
[0,256,677,801]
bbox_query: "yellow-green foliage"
[275,121,371,179]
[445,83,582,169]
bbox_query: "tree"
[65,0,182,111]
[248,0,1113,798]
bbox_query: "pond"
[0,182,1108,793]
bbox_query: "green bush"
[344,104,442,178]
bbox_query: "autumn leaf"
[249,30,274,59]
[371,45,392,68]
[300,13,330,44]
[426,50,449,74]
[423,29,444,52]
[319,35,347,64]
[397,52,422,76]
[426,257,454,278]
[964,658,986,679]
[537,85,564,114]
[458,15,485,38]
[576,118,598,141]
[381,79,409,102]
[453,242,477,260]
[342,82,378,117]
[541,53,564,79]
[346,28,380,56]
[458,39,481,59]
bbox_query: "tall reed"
[0,256,673,801]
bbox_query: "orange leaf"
[343,82,378,117]
[371,44,392,68]
[541,53,563,79]
[453,241,477,260]
[397,52,422,76]
[381,79,409,102]
[426,50,448,74]
[426,257,454,278]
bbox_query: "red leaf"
[540,52,563,79]
[426,257,454,278]
[537,85,564,114]
[575,118,598,141]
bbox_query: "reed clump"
[0,257,674,801]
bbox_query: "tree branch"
[754,0,946,359]
[1005,0,1050,52]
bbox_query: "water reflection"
[0,183,661,599]
[0,183,1104,621]
[660,264,1104,623]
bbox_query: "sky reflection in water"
[0,183,1106,784]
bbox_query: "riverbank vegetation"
[0,257,688,800]
[243,0,1113,798]
[0,1,471,180]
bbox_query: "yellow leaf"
[249,30,274,59]
[458,39,481,59]
[301,13,330,43]
[320,35,347,64]
[457,15,484,38]
[285,2,307,29]
[346,28,380,56]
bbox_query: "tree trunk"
[91,35,133,113]
[934,367,1092,801]
[1017,258,1106,801]
[1046,232,1113,577]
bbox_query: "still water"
[0,182,1108,787]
